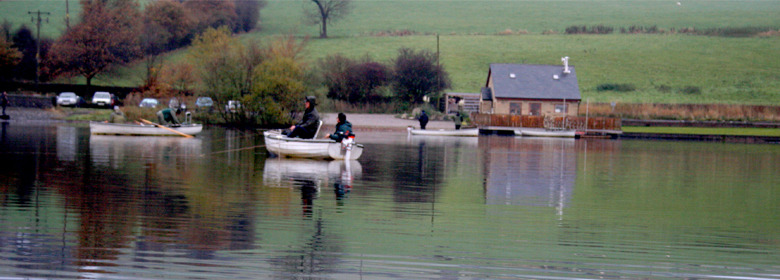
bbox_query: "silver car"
[56,92,84,107]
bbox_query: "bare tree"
[304,0,351,38]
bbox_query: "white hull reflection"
[89,135,203,167]
[262,158,362,189]
[407,134,479,147]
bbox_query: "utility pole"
[65,0,70,29]
[28,10,50,94]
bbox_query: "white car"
[56,92,84,107]
[139,98,159,108]
[91,91,113,108]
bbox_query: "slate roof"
[487,63,581,100]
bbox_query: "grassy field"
[623,126,780,137]
[3,0,780,105]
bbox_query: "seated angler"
[324,112,354,142]
[286,96,320,139]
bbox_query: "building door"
[529,103,541,116]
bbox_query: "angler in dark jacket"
[325,112,354,142]
[286,96,320,139]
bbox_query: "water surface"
[1,122,778,279]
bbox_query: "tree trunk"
[320,17,328,38]
[86,75,94,96]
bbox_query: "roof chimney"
[561,56,570,74]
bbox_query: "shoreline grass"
[623,126,780,137]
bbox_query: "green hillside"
[2,0,779,104]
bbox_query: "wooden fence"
[471,113,622,131]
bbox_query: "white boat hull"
[515,129,576,138]
[409,127,479,137]
[90,122,203,136]
[263,130,363,160]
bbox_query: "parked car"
[139,98,159,108]
[56,92,85,107]
[195,97,213,110]
[110,94,122,106]
[91,91,113,108]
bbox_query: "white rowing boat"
[408,127,479,137]
[515,128,576,138]
[90,122,203,136]
[263,130,364,160]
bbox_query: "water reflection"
[481,137,576,213]
[263,158,362,214]
[57,126,79,162]
[89,135,203,168]
[3,125,780,279]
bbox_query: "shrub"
[596,83,636,92]
[565,25,613,34]
[655,85,672,92]
[679,86,701,94]
[392,47,452,104]
[620,25,659,34]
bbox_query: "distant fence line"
[471,113,621,131]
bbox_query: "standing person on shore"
[325,112,353,142]
[418,110,429,130]
[1,92,8,116]
[453,112,463,130]
[286,96,320,139]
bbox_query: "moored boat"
[263,130,364,160]
[408,127,479,137]
[90,121,203,136]
[515,128,576,138]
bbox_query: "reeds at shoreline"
[580,103,780,122]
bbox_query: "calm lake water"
[1,122,779,279]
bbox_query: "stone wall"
[5,94,55,109]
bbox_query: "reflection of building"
[482,137,576,212]
[57,126,79,162]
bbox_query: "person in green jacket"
[156,107,181,126]
[108,106,126,123]
[453,111,464,130]
[325,112,354,142]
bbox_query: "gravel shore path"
[1,108,65,122]
[320,113,454,131]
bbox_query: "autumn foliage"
[49,0,142,87]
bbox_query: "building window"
[509,102,522,115]
[554,104,568,113]
[529,103,541,116]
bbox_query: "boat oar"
[139,118,193,138]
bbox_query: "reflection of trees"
[269,214,343,280]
